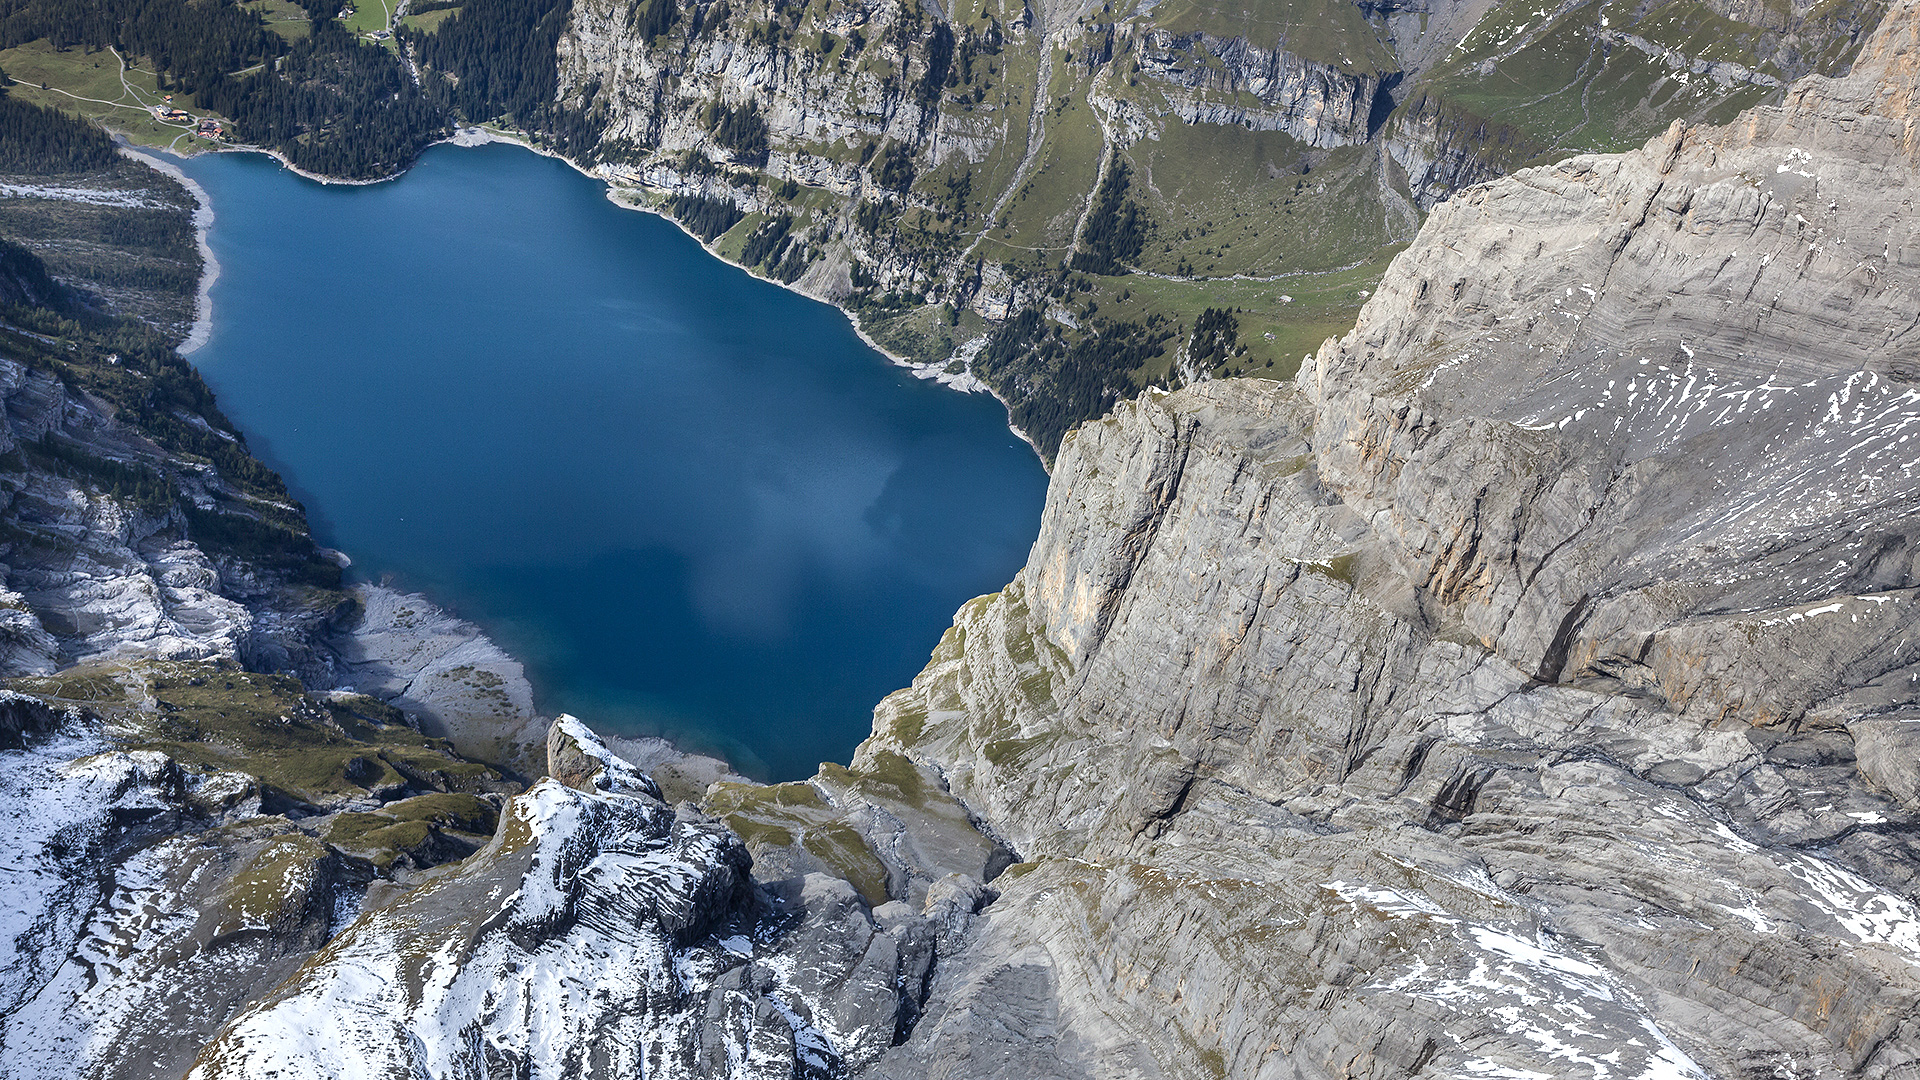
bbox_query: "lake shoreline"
[121,143,219,355]
[441,126,1049,463]
[154,128,1047,461]
[165,144,1048,783]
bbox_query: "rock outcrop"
[1131,29,1392,145]
[9,0,1920,1076]
[186,720,950,1080]
[833,2,1920,1075]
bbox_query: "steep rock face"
[869,397,1920,1080]
[844,4,1920,1076]
[556,0,959,302]
[0,352,282,675]
[1132,30,1389,145]
[1383,89,1536,207]
[555,0,1415,307]
[560,0,944,165]
[0,689,76,748]
[1306,3,1920,732]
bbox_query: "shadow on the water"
[179,140,1047,781]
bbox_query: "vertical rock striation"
[846,2,1920,1076]
[20,3,1920,1077]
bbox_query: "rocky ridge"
[106,2,1920,1076]
[836,2,1920,1074]
[187,718,965,1080]
[7,0,1920,1075]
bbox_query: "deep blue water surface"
[180,143,1047,781]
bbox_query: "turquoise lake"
[179,142,1048,781]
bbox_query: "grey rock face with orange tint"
[853,8,1920,1076]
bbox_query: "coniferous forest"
[197,22,447,179]
[409,0,571,127]
[0,0,280,88]
[0,81,117,173]
[1068,154,1146,276]
[0,0,592,178]
[973,306,1173,455]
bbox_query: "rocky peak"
[185,716,961,1079]
[547,711,665,798]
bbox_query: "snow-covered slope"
[187,719,942,1080]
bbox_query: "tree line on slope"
[0,0,446,177]
[197,21,447,179]
[0,78,117,173]
[1069,153,1146,276]
[972,305,1175,456]
[0,0,610,179]
[0,0,279,92]
[406,0,609,158]
[0,257,341,583]
[0,97,339,583]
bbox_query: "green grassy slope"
[0,0,1884,460]
[555,0,1879,458]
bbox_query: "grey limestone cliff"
[842,3,1920,1075]
[14,0,1920,1074]
[166,2,1920,1073]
